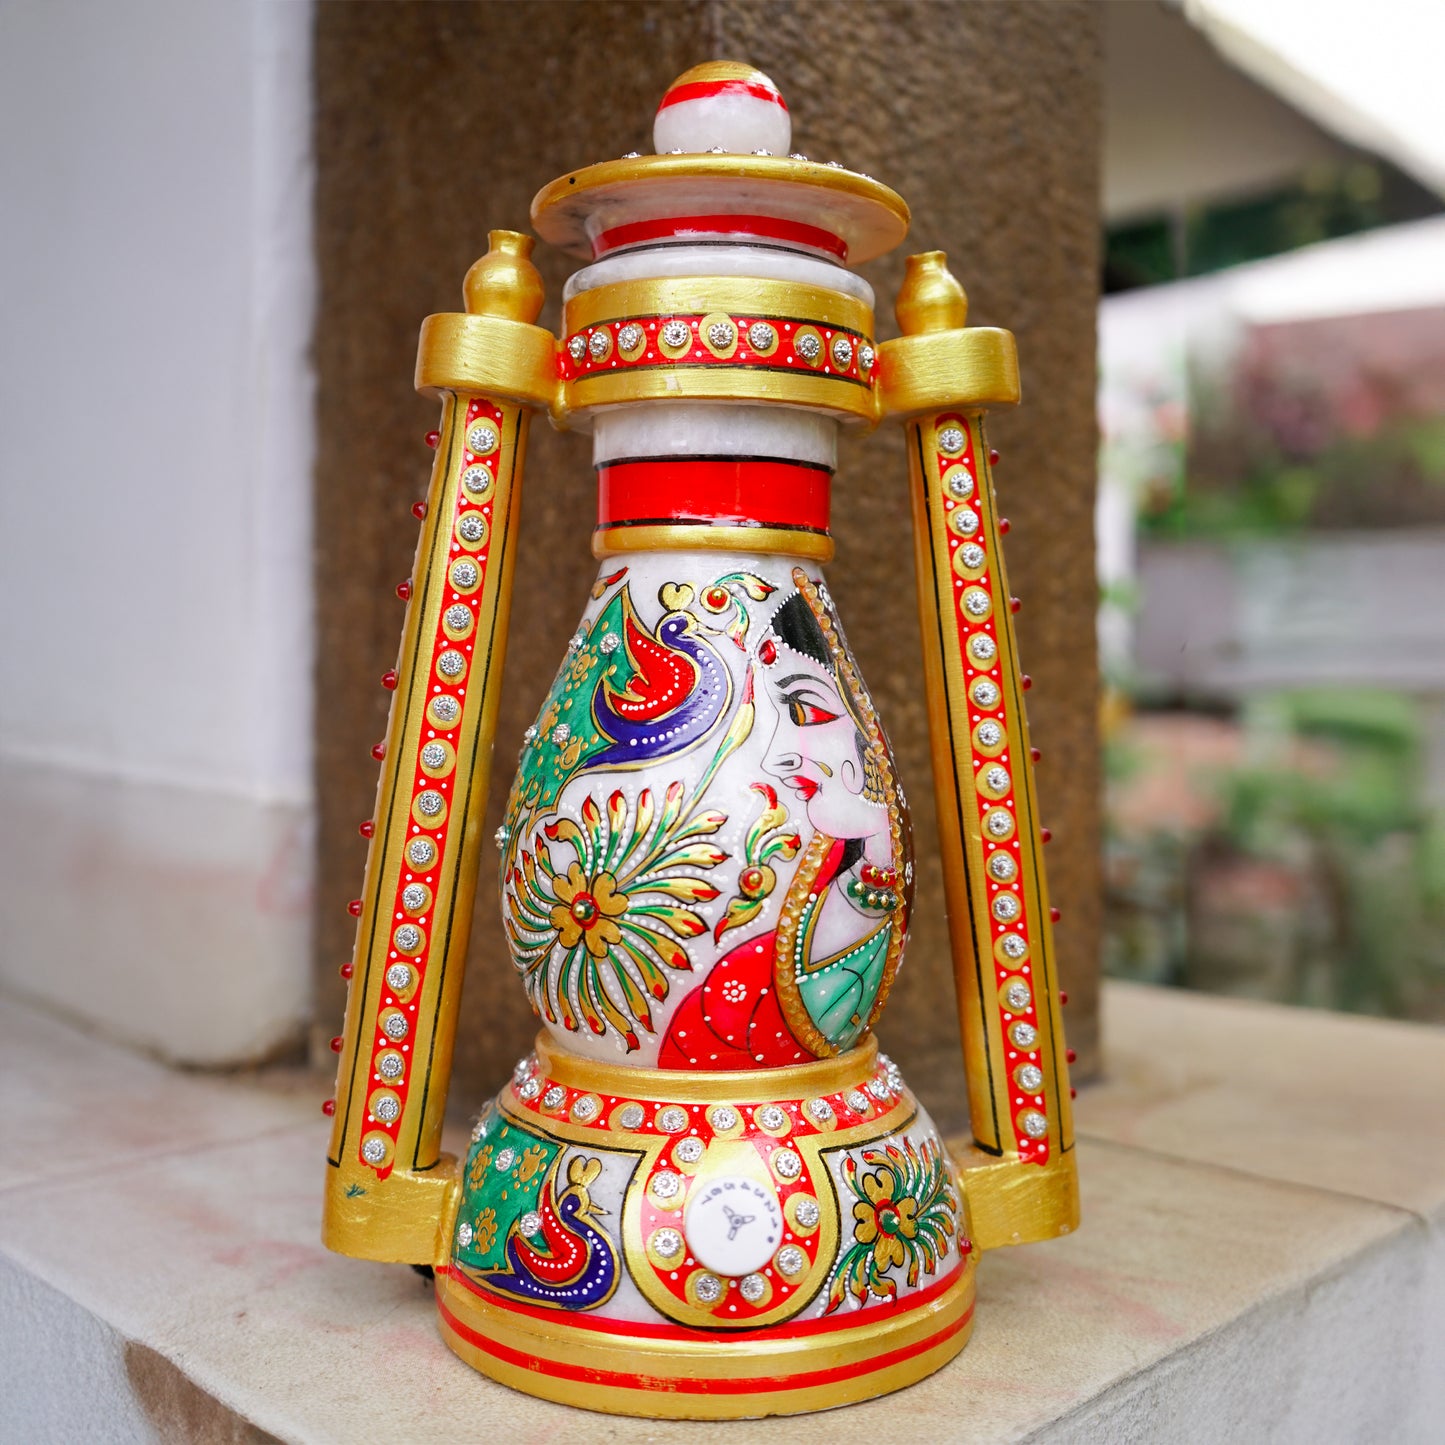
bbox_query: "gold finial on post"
[895,250,968,336]
[464,230,546,323]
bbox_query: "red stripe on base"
[593,214,846,260]
[658,79,788,112]
[436,1293,972,1397]
[438,1261,964,1342]
[598,457,832,534]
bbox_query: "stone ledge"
[2,985,1442,1442]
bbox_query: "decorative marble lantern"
[323,61,1078,1419]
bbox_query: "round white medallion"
[682,1174,784,1277]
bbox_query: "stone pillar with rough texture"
[312,0,1102,1132]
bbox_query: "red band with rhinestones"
[657,79,788,112]
[933,413,1051,1164]
[596,456,832,535]
[592,214,846,260]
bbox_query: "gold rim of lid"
[530,154,910,265]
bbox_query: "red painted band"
[657,79,788,112]
[592,213,847,260]
[436,1293,972,1395]
[597,457,832,534]
[438,1260,964,1342]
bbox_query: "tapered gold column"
[880,254,1079,1249]
[323,233,555,1264]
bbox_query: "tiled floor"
[3,984,1442,1443]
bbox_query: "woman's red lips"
[789,775,820,800]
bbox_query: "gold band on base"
[434,1256,975,1419]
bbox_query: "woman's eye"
[787,699,841,727]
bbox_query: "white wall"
[0,0,315,1063]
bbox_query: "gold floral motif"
[550,864,630,959]
[472,1206,497,1254]
[467,1144,494,1190]
[516,1144,549,1184]
[852,1169,920,1272]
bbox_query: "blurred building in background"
[1099,1,1445,1020]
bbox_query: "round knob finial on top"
[653,61,791,156]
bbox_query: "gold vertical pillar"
[323,234,555,1264]
[881,253,1079,1249]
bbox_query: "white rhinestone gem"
[378,1052,404,1080]
[868,1077,891,1100]
[437,650,466,678]
[516,1077,540,1100]
[1018,1064,1045,1091]
[711,1106,739,1130]
[965,591,992,618]
[830,335,853,368]
[445,604,472,630]
[385,962,412,991]
[707,320,735,349]
[374,1095,400,1122]
[992,893,1021,921]
[618,1103,644,1129]
[1011,1021,1039,1047]
[430,696,459,723]
[600,633,620,653]
[570,1095,598,1122]
[846,1091,870,1112]
[949,469,975,499]
[1005,980,1032,1010]
[450,560,478,588]
[794,1197,820,1228]
[494,1147,515,1172]
[457,515,485,543]
[807,1098,834,1122]
[1020,1110,1048,1139]
[382,1013,408,1041]
[651,1170,682,1199]
[795,332,821,361]
[494,825,507,848]
[362,1137,387,1164]
[748,321,775,350]
[588,330,610,359]
[693,1272,723,1303]
[977,721,1003,747]
[776,1245,805,1276]
[519,1210,543,1236]
[858,343,875,372]
[618,323,643,351]
[652,1228,683,1259]
[740,1273,767,1303]
[567,335,588,362]
[938,426,965,453]
[674,1137,704,1164]
[543,1086,566,1109]
[462,465,492,495]
[657,1105,688,1133]
[971,678,1000,706]
[960,542,987,570]
[756,1104,787,1131]
[568,631,585,653]
[987,810,1013,837]
[419,743,447,770]
[661,319,690,348]
[985,766,1011,792]
[552,723,572,746]
[989,851,1017,881]
[393,924,421,951]
[1002,934,1028,959]
[417,791,444,817]
[406,839,436,870]
[456,1221,473,1246]
[467,423,498,453]
[952,509,980,536]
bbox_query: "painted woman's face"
[760,649,887,844]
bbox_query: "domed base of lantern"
[433,1037,977,1418]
